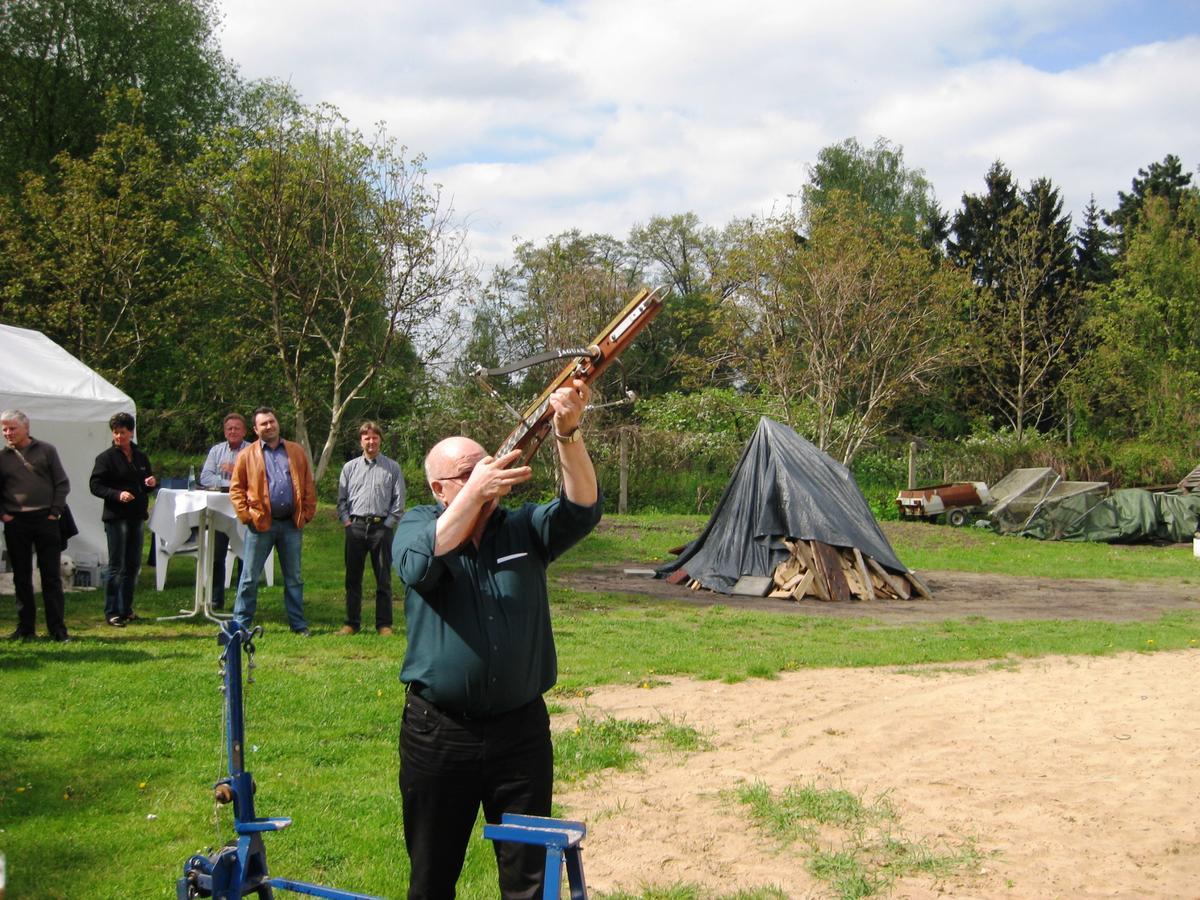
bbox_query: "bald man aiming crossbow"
[391,377,601,899]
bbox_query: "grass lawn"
[1,509,1198,898]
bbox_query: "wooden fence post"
[618,427,629,514]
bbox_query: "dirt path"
[565,565,1200,622]
[555,651,1200,898]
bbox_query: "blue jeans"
[103,518,143,619]
[233,518,306,631]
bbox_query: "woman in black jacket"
[90,412,157,626]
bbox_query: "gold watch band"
[554,426,582,444]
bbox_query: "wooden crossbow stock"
[476,285,668,467]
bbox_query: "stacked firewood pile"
[670,538,933,602]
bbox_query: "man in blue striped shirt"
[199,412,248,609]
[336,421,405,635]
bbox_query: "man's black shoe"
[106,616,126,627]
[292,627,311,638]
[7,628,35,642]
[52,632,72,643]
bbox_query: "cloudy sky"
[216,1,1200,270]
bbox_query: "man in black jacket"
[89,412,157,626]
[1,409,72,641]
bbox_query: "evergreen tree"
[948,164,1079,436]
[947,160,1021,290]
[1075,196,1114,286]
[1104,154,1194,245]
[1021,176,1075,312]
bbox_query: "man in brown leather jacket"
[229,407,317,635]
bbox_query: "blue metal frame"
[176,621,382,900]
[483,813,589,900]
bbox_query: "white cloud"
[215,1,1200,269]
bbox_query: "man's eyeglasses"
[436,470,472,483]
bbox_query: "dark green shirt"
[392,492,602,716]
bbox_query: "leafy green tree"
[1019,177,1076,307]
[0,0,235,194]
[0,95,192,382]
[803,136,949,251]
[1078,193,1200,442]
[626,212,732,392]
[195,95,470,479]
[711,193,967,463]
[1104,153,1194,246]
[473,230,644,407]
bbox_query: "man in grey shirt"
[336,421,404,635]
[1,409,71,642]
[199,412,248,609]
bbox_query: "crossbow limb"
[486,286,667,466]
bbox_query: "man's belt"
[407,685,535,723]
[350,514,385,525]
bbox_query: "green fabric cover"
[1020,488,1200,543]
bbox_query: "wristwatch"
[554,426,582,444]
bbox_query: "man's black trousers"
[3,512,66,638]
[343,520,393,630]
[399,692,552,900]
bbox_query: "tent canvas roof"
[0,323,135,569]
[0,323,130,414]
[657,417,907,594]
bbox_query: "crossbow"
[474,286,667,466]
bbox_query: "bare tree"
[713,195,967,463]
[198,99,470,478]
[966,205,1079,440]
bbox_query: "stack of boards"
[665,538,933,603]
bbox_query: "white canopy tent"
[0,323,136,573]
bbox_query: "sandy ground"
[557,554,1200,898]
[555,650,1200,898]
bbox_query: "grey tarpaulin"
[655,417,908,593]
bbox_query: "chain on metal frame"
[211,626,261,851]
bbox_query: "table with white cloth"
[148,488,246,622]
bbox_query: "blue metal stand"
[176,621,382,900]
[483,814,589,900]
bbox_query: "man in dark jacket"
[89,412,157,626]
[1,409,72,641]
